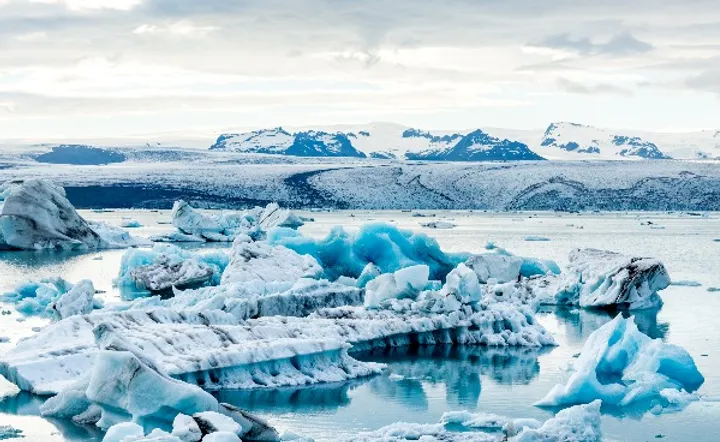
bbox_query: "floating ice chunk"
[356,263,381,288]
[513,400,601,442]
[270,223,466,281]
[670,280,702,287]
[193,411,241,435]
[0,375,19,401]
[121,218,143,228]
[420,221,456,229]
[2,277,101,319]
[212,403,280,441]
[151,232,206,243]
[171,414,202,442]
[42,349,220,428]
[50,279,97,320]
[221,236,322,287]
[365,265,429,308]
[0,179,143,250]
[102,422,145,442]
[257,202,304,230]
[465,254,523,284]
[524,236,550,242]
[90,221,150,247]
[201,433,240,442]
[349,401,600,441]
[172,201,229,241]
[117,244,228,293]
[531,248,670,309]
[537,315,703,408]
[708,287,720,292]
[0,425,23,440]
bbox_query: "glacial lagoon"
[0,210,718,441]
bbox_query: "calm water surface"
[0,210,718,441]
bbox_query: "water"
[0,210,718,441]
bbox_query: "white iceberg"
[537,315,704,408]
[347,400,601,441]
[465,254,523,284]
[364,265,429,308]
[220,236,322,287]
[0,179,143,250]
[530,248,671,309]
[50,279,98,320]
[170,201,303,243]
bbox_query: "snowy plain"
[0,209,718,441]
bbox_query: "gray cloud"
[532,32,653,56]
[556,78,633,96]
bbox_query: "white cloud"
[133,20,218,36]
[30,0,142,11]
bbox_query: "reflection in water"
[0,392,103,442]
[216,345,551,416]
[215,378,366,413]
[548,306,668,343]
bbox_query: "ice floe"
[346,400,601,441]
[537,315,703,409]
[420,221,456,229]
[121,218,143,228]
[0,179,144,250]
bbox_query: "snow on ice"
[537,315,704,409]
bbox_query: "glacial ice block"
[1,294,554,394]
[364,265,430,308]
[117,244,229,293]
[537,315,703,408]
[530,248,671,309]
[2,277,101,319]
[348,400,601,441]
[220,236,322,287]
[171,201,303,243]
[269,223,468,281]
[0,179,144,250]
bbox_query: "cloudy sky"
[1,0,720,139]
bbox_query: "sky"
[1,0,720,140]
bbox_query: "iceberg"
[537,315,704,408]
[0,179,143,250]
[117,244,229,294]
[420,221,456,229]
[530,248,671,309]
[220,236,322,287]
[347,400,601,441]
[465,254,523,284]
[121,218,143,228]
[364,265,429,308]
[269,223,467,281]
[2,277,102,318]
[170,201,303,243]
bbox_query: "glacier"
[0,179,144,250]
[537,315,704,409]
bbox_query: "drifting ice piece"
[532,248,671,309]
[220,236,322,286]
[2,277,101,318]
[348,400,601,441]
[364,265,429,308]
[465,254,523,283]
[0,179,137,250]
[537,315,703,408]
[171,201,303,243]
[50,279,97,320]
[117,244,228,293]
[269,223,467,281]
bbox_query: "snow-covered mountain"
[210,122,720,161]
[535,122,720,160]
[210,123,545,161]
